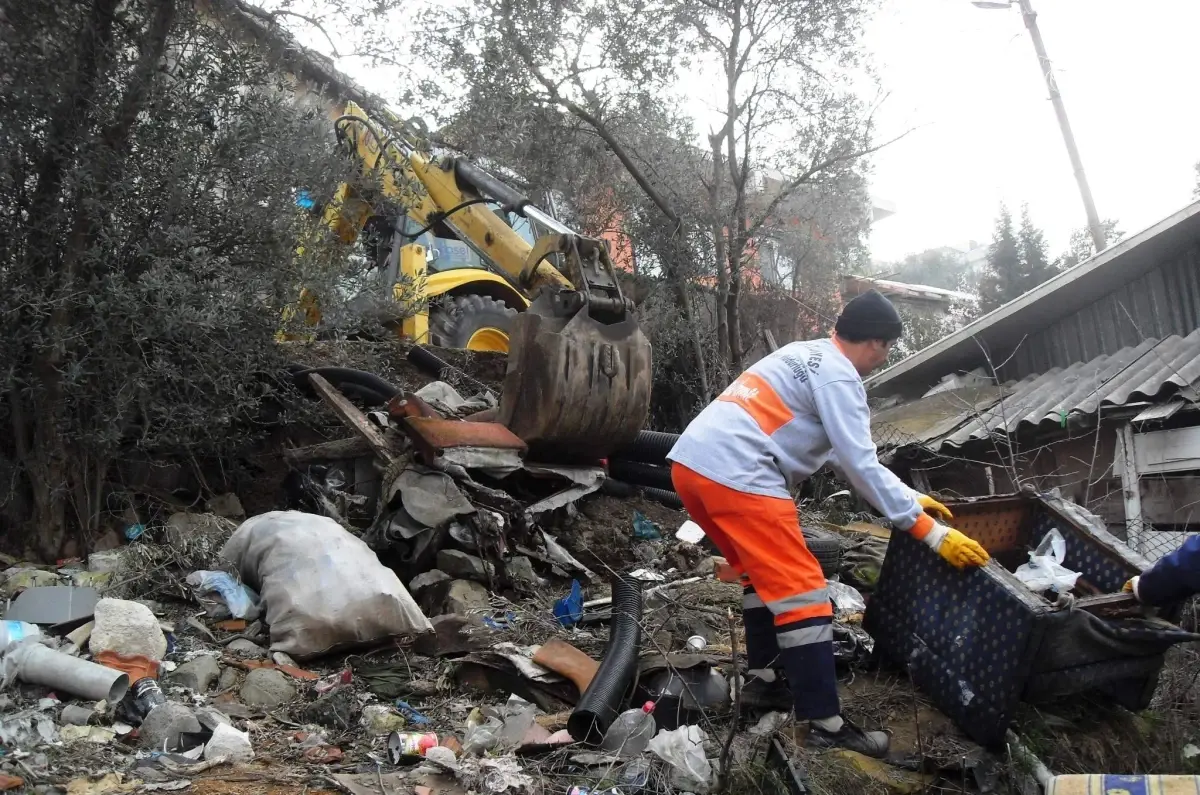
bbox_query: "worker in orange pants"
[667,290,990,758]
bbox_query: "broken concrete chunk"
[90,598,167,661]
[170,655,221,693]
[239,668,296,708]
[506,556,542,587]
[205,723,254,762]
[226,639,267,658]
[206,493,245,519]
[361,704,407,735]
[435,580,491,617]
[436,550,494,583]
[194,706,232,731]
[216,667,239,692]
[409,570,451,595]
[140,703,201,751]
[87,551,123,573]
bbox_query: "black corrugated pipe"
[611,430,680,465]
[640,486,684,511]
[568,574,644,745]
[608,460,674,492]
[407,345,450,379]
[289,366,402,403]
[600,479,685,511]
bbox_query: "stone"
[90,598,167,661]
[239,668,296,708]
[60,704,96,726]
[206,493,245,519]
[298,688,360,731]
[87,551,123,573]
[443,579,490,616]
[506,556,542,587]
[170,655,221,693]
[409,570,450,595]
[226,639,267,658]
[361,704,407,735]
[140,703,201,751]
[195,706,232,731]
[205,723,254,762]
[436,550,494,582]
[217,667,240,692]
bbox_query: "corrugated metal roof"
[872,328,1200,452]
[866,200,1200,398]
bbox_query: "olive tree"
[0,0,358,557]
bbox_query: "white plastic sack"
[1014,529,1080,594]
[220,511,432,659]
[648,725,712,793]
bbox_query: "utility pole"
[1014,0,1107,254]
[974,0,1108,254]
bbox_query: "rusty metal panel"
[401,417,527,464]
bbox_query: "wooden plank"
[282,436,374,464]
[307,373,395,462]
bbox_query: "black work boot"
[740,672,793,712]
[806,717,890,758]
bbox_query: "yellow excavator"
[292,101,652,460]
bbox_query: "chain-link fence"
[1118,517,1197,563]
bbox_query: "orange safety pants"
[671,462,840,719]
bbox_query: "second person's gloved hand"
[921,521,991,569]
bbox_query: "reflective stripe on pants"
[671,463,834,626]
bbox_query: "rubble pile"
[4,349,1153,795]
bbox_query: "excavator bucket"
[497,294,652,462]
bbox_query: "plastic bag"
[220,511,432,659]
[1014,529,1080,594]
[648,725,712,793]
[186,571,260,620]
[827,581,866,616]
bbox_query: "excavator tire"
[429,294,518,353]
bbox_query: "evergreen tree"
[978,203,1059,313]
[1018,204,1056,287]
[978,204,1021,313]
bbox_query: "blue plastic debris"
[124,523,147,541]
[632,511,662,541]
[483,611,517,630]
[553,580,584,627]
[394,701,431,725]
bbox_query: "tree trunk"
[708,134,730,365]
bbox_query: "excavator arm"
[322,102,652,461]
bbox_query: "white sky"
[862,0,1200,262]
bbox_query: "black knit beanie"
[835,289,903,342]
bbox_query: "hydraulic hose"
[406,345,450,379]
[608,460,674,492]
[288,366,402,407]
[611,430,680,466]
[568,574,644,745]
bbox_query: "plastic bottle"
[599,701,656,756]
[0,621,42,653]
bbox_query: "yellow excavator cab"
[294,102,652,460]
